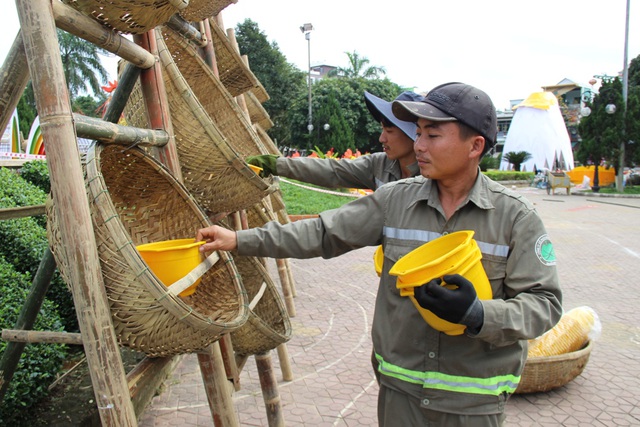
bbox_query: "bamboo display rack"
[0,1,296,426]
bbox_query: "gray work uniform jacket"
[237,172,563,416]
[277,152,420,190]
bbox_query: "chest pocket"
[481,254,507,298]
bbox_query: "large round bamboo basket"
[230,255,291,356]
[47,143,249,357]
[158,25,269,158]
[515,340,593,394]
[61,0,186,34]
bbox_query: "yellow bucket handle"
[167,251,220,296]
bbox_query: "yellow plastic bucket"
[373,245,384,277]
[389,230,492,336]
[136,238,205,297]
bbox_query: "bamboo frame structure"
[3,2,295,425]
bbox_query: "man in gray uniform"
[247,91,423,190]
[197,82,562,426]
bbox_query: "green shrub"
[0,256,67,426]
[19,160,51,194]
[0,167,47,228]
[0,169,77,332]
[483,170,534,182]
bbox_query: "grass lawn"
[278,179,358,215]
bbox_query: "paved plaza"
[139,187,640,426]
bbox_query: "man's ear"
[470,136,485,158]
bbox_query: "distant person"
[199,82,562,426]
[246,91,423,190]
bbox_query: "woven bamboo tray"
[515,340,593,394]
[158,25,270,158]
[230,255,291,356]
[47,143,249,357]
[61,0,187,34]
[123,37,277,216]
[244,90,274,131]
[179,0,236,22]
[208,18,268,101]
[254,124,281,156]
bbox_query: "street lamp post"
[617,0,631,192]
[300,23,314,140]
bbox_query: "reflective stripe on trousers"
[375,353,520,396]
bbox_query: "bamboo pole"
[0,248,56,402]
[1,329,83,345]
[133,30,183,180]
[166,14,207,47]
[0,204,46,220]
[101,61,141,124]
[255,352,284,427]
[0,31,29,135]
[201,18,218,73]
[74,114,169,147]
[15,1,138,425]
[51,0,154,69]
[197,342,240,427]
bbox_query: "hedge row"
[0,256,67,426]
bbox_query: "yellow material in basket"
[527,306,599,358]
[136,239,205,297]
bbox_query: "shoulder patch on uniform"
[535,234,556,266]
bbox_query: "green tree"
[57,29,108,98]
[235,19,307,146]
[72,94,106,117]
[16,30,108,137]
[314,92,354,155]
[329,51,386,79]
[289,78,405,153]
[502,151,532,171]
[578,78,625,172]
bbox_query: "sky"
[2,0,639,111]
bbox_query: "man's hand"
[246,154,279,177]
[413,274,484,331]
[196,225,238,253]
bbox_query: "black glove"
[414,274,484,332]
[246,154,279,177]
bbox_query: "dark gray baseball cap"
[391,82,498,145]
[364,91,423,140]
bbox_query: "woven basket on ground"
[230,255,291,356]
[158,25,269,158]
[515,340,593,394]
[47,143,249,357]
[179,0,236,22]
[208,19,268,101]
[61,0,186,34]
[123,35,277,216]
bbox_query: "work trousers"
[377,384,506,427]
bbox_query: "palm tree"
[329,51,386,79]
[502,151,533,172]
[57,29,109,98]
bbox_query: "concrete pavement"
[138,187,640,426]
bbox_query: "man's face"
[379,124,415,163]
[413,119,480,180]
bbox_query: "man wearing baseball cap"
[246,91,423,191]
[197,82,562,426]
